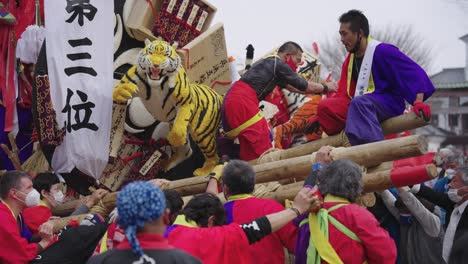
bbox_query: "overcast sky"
[209,0,468,75]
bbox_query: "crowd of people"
[1,8,466,264]
[1,145,467,263]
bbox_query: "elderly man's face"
[448,171,466,190]
[445,162,457,170]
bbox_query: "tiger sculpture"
[113,39,223,176]
[272,90,322,149]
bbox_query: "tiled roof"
[433,82,468,89]
[431,68,465,83]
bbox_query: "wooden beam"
[251,112,429,165]
[53,135,427,215]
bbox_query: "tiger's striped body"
[114,40,223,176]
[273,90,322,149]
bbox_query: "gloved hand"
[409,184,421,194]
[109,208,119,223]
[208,162,228,181]
[305,116,320,134]
[413,102,431,122]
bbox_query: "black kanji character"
[62,88,98,133]
[64,38,97,76]
[65,0,98,26]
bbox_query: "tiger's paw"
[193,158,218,176]
[167,129,187,148]
[113,83,138,102]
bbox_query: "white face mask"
[52,191,65,204]
[446,169,456,179]
[448,188,464,203]
[17,189,41,207]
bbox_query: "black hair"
[163,189,184,220]
[221,160,256,195]
[0,171,31,199]
[180,193,226,227]
[33,173,60,199]
[278,41,303,54]
[339,9,369,37]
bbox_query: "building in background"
[414,33,468,157]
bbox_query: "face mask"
[285,56,298,72]
[448,188,464,203]
[446,169,456,179]
[52,191,64,204]
[17,189,40,207]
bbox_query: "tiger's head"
[137,39,181,80]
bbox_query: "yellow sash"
[224,111,264,138]
[173,214,199,228]
[307,195,349,264]
[227,194,253,201]
[346,36,376,98]
[99,230,109,253]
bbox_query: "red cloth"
[264,87,290,128]
[393,152,435,168]
[117,233,174,250]
[223,81,272,161]
[0,0,42,131]
[321,202,396,264]
[316,97,350,135]
[22,205,52,235]
[0,202,38,263]
[167,223,252,264]
[316,54,355,135]
[336,54,356,98]
[93,222,126,255]
[224,197,297,264]
[390,165,432,187]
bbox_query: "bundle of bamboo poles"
[251,112,429,165]
[53,135,427,217]
[50,162,437,232]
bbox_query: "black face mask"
[350,34,362,54]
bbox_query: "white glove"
[109,208,119,223]
[409,184,421,194]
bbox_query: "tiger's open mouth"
[150,68,161,80]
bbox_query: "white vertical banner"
[45,0,114,179]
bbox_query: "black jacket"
[240,57,307,101]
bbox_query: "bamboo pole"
[367,152,439,174]
[172,135,426,196]
[252,112,429,165]
[50,164,437,232]
[258,164,438,202]
[53,135,427,215]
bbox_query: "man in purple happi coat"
[307,9,435,146]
